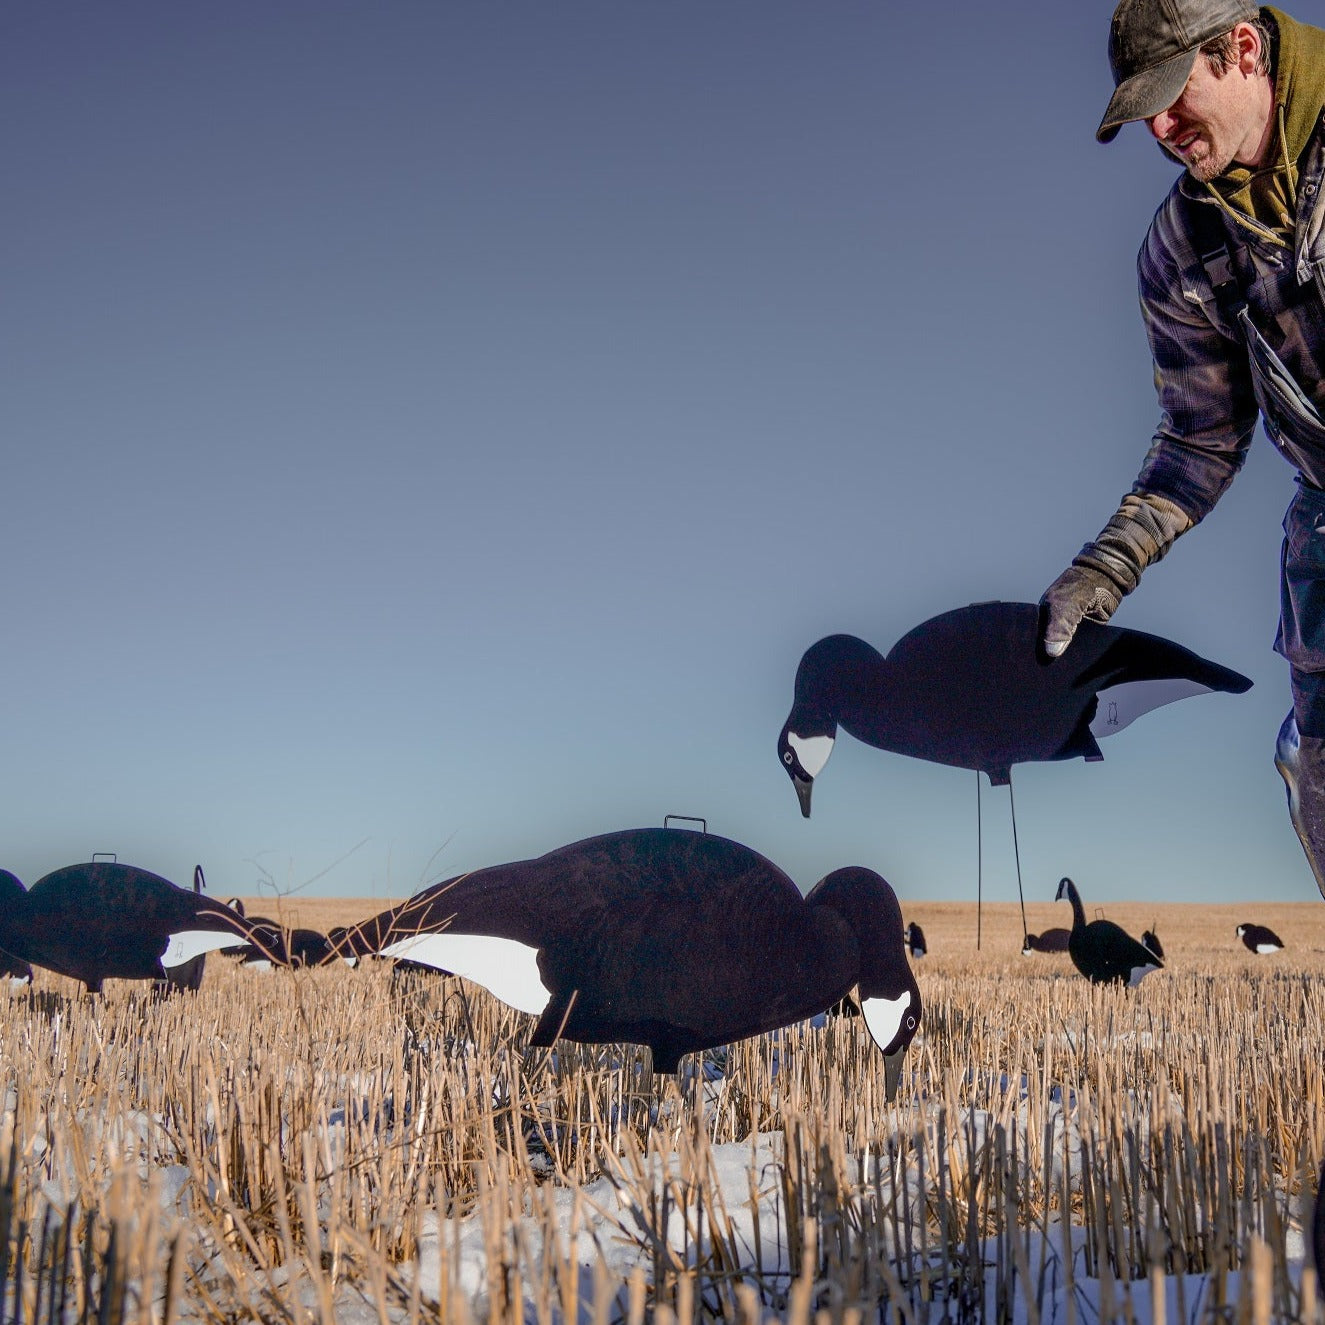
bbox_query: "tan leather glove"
[1040,492,1194,657]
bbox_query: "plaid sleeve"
[1130,198,1260,522]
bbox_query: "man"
[1040,0,1325,900]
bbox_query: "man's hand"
[1039,492,1194,658]
[1039,565,1123,657]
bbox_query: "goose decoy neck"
[1055,877,1087,929]
[807,865,921,1102]
[808,867,913,990]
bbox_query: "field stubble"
[0,897,1323,1323]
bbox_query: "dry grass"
[1,898,1323,1323]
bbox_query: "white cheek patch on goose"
[788,732,835,778]
[860,991,910,1052]
[162,930,251,968]
[381,932,549,1015]
[1090,678,1210,739]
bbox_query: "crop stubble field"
[1,896,1323,1323]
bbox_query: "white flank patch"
[860,991,909,1052]
[788,732,834,778]
[1127,962,1161,988]
[8,977,29,992]
[1256,943,1281,954]
[380,932,549,1015]
[1089,678,1210,739]
[162,930,250,968]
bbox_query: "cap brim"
[1097,44,1200,143]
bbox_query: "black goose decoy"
[232,921,337,969]
[905,921,927,959]
[0,861,269,994]
[2,948,34,989]
[779,601,1252,816]
[780,600,1251,946]
[335,826,922,1093]
[1141,926,1165,961]
[1021,928,1072,955]
[1055,877,1162,986]
[1236,922,1285,954]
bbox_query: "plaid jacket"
[1132,109,1325,519]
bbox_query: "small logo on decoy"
[1106,701,1119,727]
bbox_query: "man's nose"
[1147,107,1177,140]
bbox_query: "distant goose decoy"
[779,601,1251,944]
[0,862,269,994]
[1055,877,1162,986]
[905,921,927,959]
[1021,928,1071,955]
[1,948,34,990]
[335,826,922,1092]
[234,922,337,969]
[1236,923,1285,954]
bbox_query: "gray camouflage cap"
[1098,0,1259,142]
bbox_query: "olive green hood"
[1213,7,1325,241]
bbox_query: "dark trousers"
[1277,480,1325,735]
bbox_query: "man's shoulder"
[1139,178,1201,279]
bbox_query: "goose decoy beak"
[860,988,920,1102]
[882,1045,905,1102]
[794,773,813,819]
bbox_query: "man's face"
[1145,46,1266,182]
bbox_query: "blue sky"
[5,0,1324,910]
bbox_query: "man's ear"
[1233,21,1263,75]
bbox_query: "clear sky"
[5,1,1325,912]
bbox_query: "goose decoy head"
[811,865,922,1099]
[1021,934,1037,955]
[778,721,836,818]
[861,983,922,1100]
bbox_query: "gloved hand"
[1040,565,1123,657]
[1040,492,1193,658]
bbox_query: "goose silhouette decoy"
[1,948,33,989]
[1021,928,1071,955]
[335,826,922,1092]
[905,921,927,959]
[233,924,338,969]
[778,601,1252,816]
[0,861,271,994]
[1236,922,1284,954]
[1055,877,1162,986]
